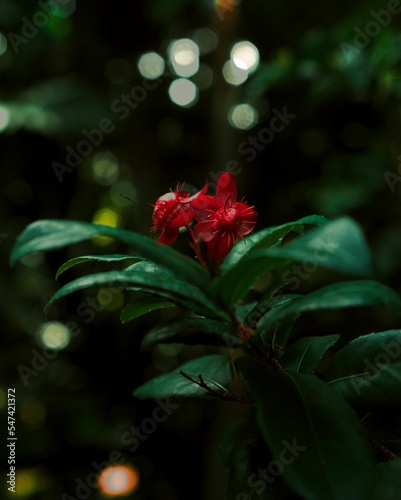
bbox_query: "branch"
[179,371,255,405]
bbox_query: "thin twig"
[373,440,399,462]
[180,371,255,404]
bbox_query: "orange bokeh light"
[98,465,139,497]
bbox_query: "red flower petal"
[157,227,179,245]
[194,220,219,242]
[207,231,235,262]
[216,172,237,207]
[151,180,209,243]
[192,195,220,221]
[236,202,258,236]
[186,179,209,202]
[167,203,194,228]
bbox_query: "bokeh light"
[222,60,248,86]
[37,321,71,350]
[13,468,50,497]
[137,52,165,80]
[51,0,76,19]
[20,398,46,426]
[192,64,213,90]
[110,180,137,207]
[168,79,198,107]
[169,38,199,77]
[0,105,10,132]
[92,208,120,246]
[231,41,259,72]
[228,103,258,130]
[191,27,218,54]
[92,151,119,186]
[98,465,139,497]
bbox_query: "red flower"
[193,173,257,261]
[151,181,208,245]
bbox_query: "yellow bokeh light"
[99,465,139,497]
[20,398,46,426]
[231,41,259,72]
[92,208,120,246]
[37,321,71,350]
[13,468,50,496]
[92,151,119,186]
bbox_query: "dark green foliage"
[10,215,401,498]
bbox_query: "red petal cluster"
[150,182,208,244]
[193,173,257,261]
[151,173,257,262]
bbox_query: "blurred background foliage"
[1,0,401,498]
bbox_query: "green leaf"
[325,330,401,408]
[255,281,401,348]
[281,335,340,373]
[56,254,141,279]
[124,260,174,277]
[120,296,176,324]
[265,217,373,278]
[220,409,257,468]
[44,271,228,321]
[241,291,301,331]
[141,317,242,350]
[234,301,258,324]
[372,460,401,500]
[133,354,233,399]
[222,214,328,272]
[221,410,283,499]
[10,219,210,288]
[211,253,290,309]
[236,357,376,500]
[212,217,372,308]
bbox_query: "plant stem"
[373,440,399,462]
[179,371,255,405]
[186,224,209,271]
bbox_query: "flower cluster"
[151,173,257,264]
